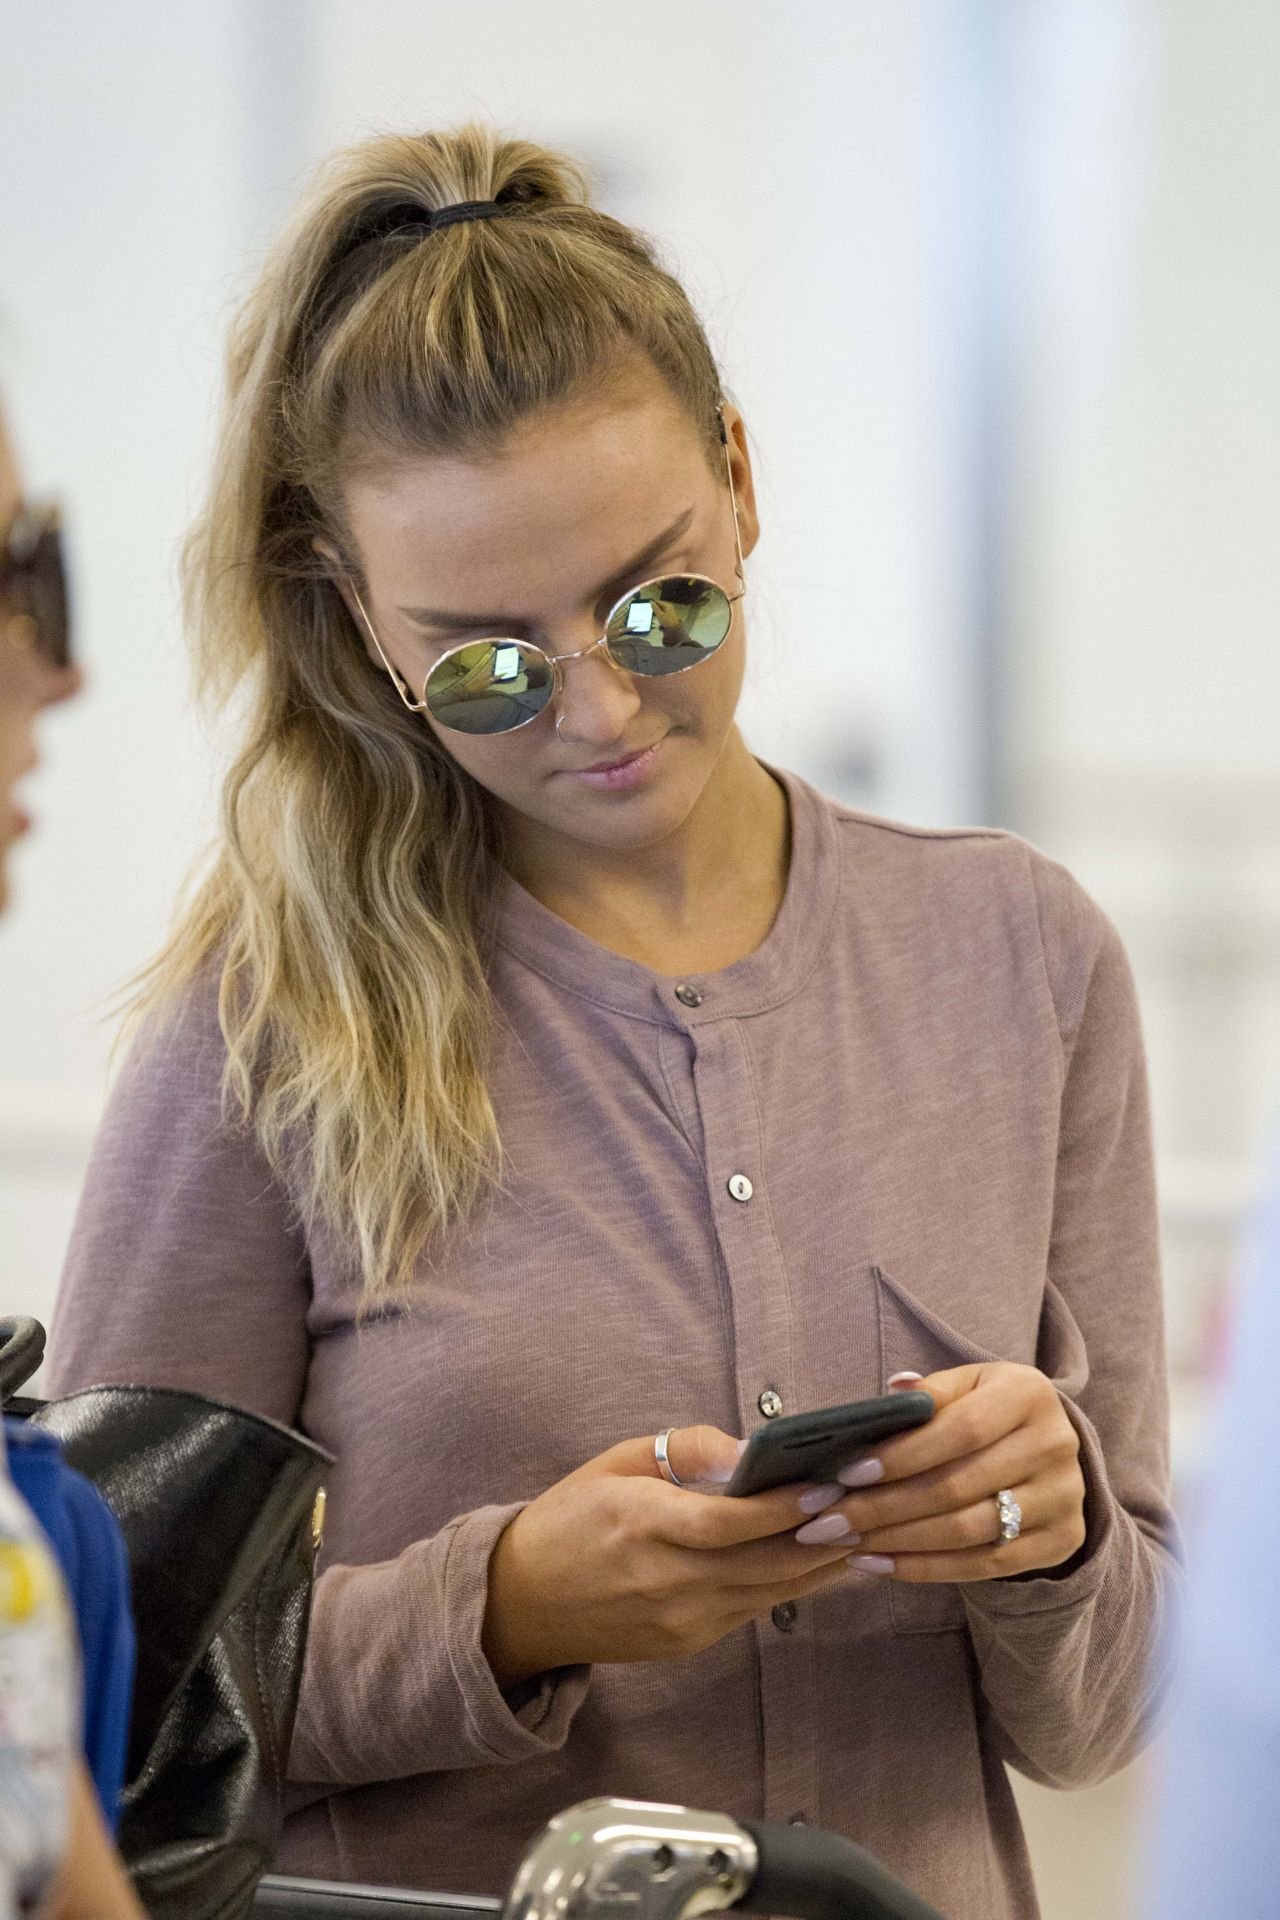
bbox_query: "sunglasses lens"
[423,641,554,735]
[605,576,732,676]
[5,512,71,669]
[30,522,71,670]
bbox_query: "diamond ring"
[996,1489,1022,1543]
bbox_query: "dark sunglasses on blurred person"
[2,503,71,670]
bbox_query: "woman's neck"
[502,738,791,975]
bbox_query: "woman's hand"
[792,1364,1087,1584]
[481,1426,858,1689]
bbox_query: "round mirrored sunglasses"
[417,571,740,737]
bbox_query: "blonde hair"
[128,124,728,1301]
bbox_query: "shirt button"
[771,1601,798,1632]
[674,983,703,1008]
[758,1387,783,1419]
[727,1173,753,1203]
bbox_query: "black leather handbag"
[0,1317,332,1920]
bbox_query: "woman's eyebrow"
[397,505,696,633]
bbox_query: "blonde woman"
[48,128,1180,1916]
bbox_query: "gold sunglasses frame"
[346,414,747,736]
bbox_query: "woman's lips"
[560,739,664,792]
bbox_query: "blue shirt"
[1144,1134,1280,1917]
[2,1419,134,1830]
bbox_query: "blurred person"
[1,403,143,1919]
[0,414,79,908]
[47,127,1180,1917]
[1142,1133,1280,1920]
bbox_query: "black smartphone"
[724,1390,935,1497]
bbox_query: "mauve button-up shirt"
[46,768,1181,1918]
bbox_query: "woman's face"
[0,409,83,915]
[338,361,760,869]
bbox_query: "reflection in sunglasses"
[623,601,656,635]
[492,644,526,682]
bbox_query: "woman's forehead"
[345,386,708,607]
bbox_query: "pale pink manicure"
[887,1371,924,1388]
[795,1513,857,1545]
[837,1457,884,1488]
[797,1483,846,1514]
[848,1554,895,1574]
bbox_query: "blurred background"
[2,2,1278,1913]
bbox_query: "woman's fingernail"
[847,1554,895,1574]
[701,1440,750,1485]
[797,1483,846,1514]
[795,1513,857,1545]
[887,1371,924,1388]
[837,1457,884,1488]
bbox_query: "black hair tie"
[430,198,518,232]
[300,198,523,360]
[348,198,518,250]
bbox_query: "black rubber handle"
[736,1820,948,1920]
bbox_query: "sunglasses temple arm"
[348,581,427,714]
[718,412,748,594]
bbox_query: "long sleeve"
[46,979,312,1422]
[959,855,1184,1788]
[290,1504,588,1785]
[46,976,589,1784]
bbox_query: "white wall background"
[1004,0,1280,1400]
[0,3,242,1325]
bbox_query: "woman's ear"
[313,537,379,662]
[718,404,761,563]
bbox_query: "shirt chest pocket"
[871,1263,1090,1636]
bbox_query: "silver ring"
[555,710,567,739]
[655,1429,685,1487]
[996,1489,1022,1543]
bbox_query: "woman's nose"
[552,638,641,748]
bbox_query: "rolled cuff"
[442,1500,591,1760]
[290,1500,590,1786]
